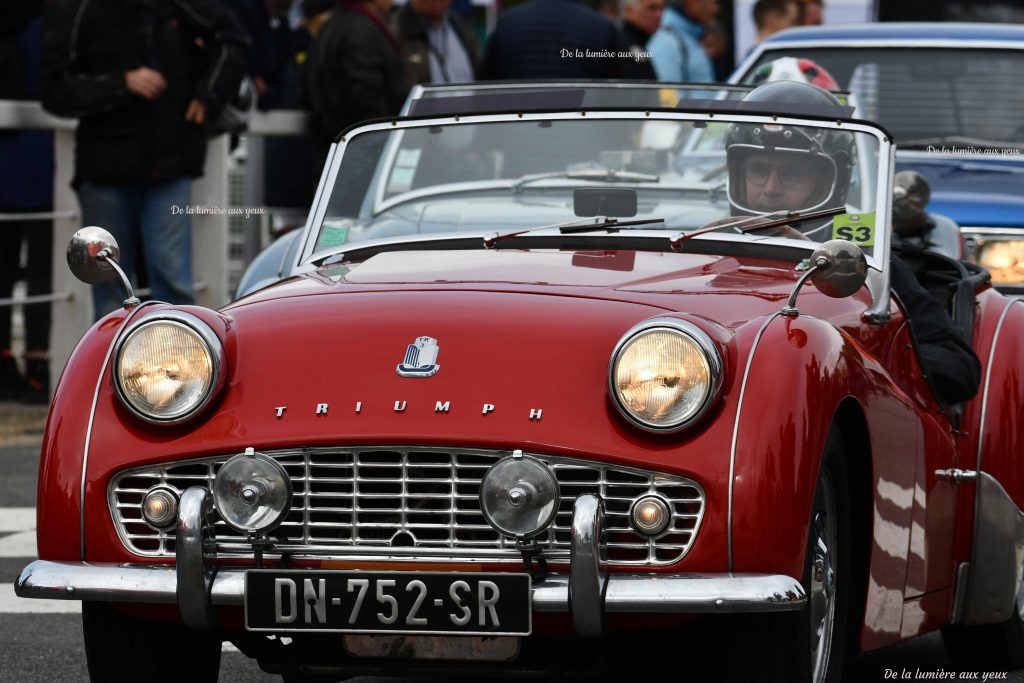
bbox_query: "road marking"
[0,530,36,558]
[0,583,80,613]
[0,508,34,533]
[2,506,275,656]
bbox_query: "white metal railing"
[0,99,309,396]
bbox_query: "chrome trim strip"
[976,299,1019,474]
[111,310,227,425]
[961,227,1024,237]
[607,317,725,434]
[951,561,970,624]
[569,495,606,637]
[728,313,782,572]
[80,302,157,559]
[176,487,216,629]
[16,560,807,614]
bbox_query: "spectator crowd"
[0,0,825,402]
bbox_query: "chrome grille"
[109,446,705,566]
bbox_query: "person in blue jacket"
[646,0,718,83]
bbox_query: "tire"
[942,603,1024,668]
[727,427,851,683]
[83,602,221,683]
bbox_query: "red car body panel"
[33,246,1017,651]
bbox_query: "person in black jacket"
[619,0,662,80]
[305,0,410,167]
[392,0,479,85]
[479,0,639,80]
[0,0,52,403]
[40,0,248,319]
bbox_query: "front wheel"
[83,602,221,683]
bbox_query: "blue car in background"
[732,23,1024,294]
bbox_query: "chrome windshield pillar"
[569,494,607,638]
[177,486,217,629]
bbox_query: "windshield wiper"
[668,205,848,251]
[511,169,659,194]
[898,135,1013,151]
[484,215,666,248]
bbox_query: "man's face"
[624,0,665,35]
[769,1,800,32]
[622,0,663,35]
[684,0,719,26]
[410,0,451,23]
[742,151,817,212]
[801,2,823,25]
[265,0,295,16]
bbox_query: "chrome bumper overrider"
[16,488,806,636]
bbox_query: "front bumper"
[17,490,806,636]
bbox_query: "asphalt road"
[1,404,1020,683]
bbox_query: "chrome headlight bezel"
[112,311,226,425]
[608,318,724,434]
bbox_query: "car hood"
[227,248,807,331]
[209,247,832,463]
[895,156,1024,228]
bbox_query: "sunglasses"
[744,161,815,187]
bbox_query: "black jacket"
[890,256,982,406]
[306,4,409,158]
[392,5,479,86]
[40,0,248,186]
[480,0,636,80]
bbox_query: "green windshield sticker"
[832,213,876,247]
[320,224,350,248]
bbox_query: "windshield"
[745,48,1024,148]
[311,112,887,263]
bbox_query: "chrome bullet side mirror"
[783,239,868,317]
[67,227,139,307]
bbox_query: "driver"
[725,80,855,240]
[724,81,981,407]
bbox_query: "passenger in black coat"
[480,0,638,80]
[392,0,479,85]
[306,0,410,162]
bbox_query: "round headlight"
[609,319,722,432]
[114,313,224,424]
[213,449,292,535]
[480,452,559,539]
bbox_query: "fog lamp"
[480,452,559,539]
[213,448,292,535]
[631,495,671,536]
[142,488,178,528]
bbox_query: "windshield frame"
[292,108,896,322]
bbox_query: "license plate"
[245,570,531,636]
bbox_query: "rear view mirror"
[573,189,638,218]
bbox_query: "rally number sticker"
[832,213,876,247]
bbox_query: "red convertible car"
[16,87,1024,682]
